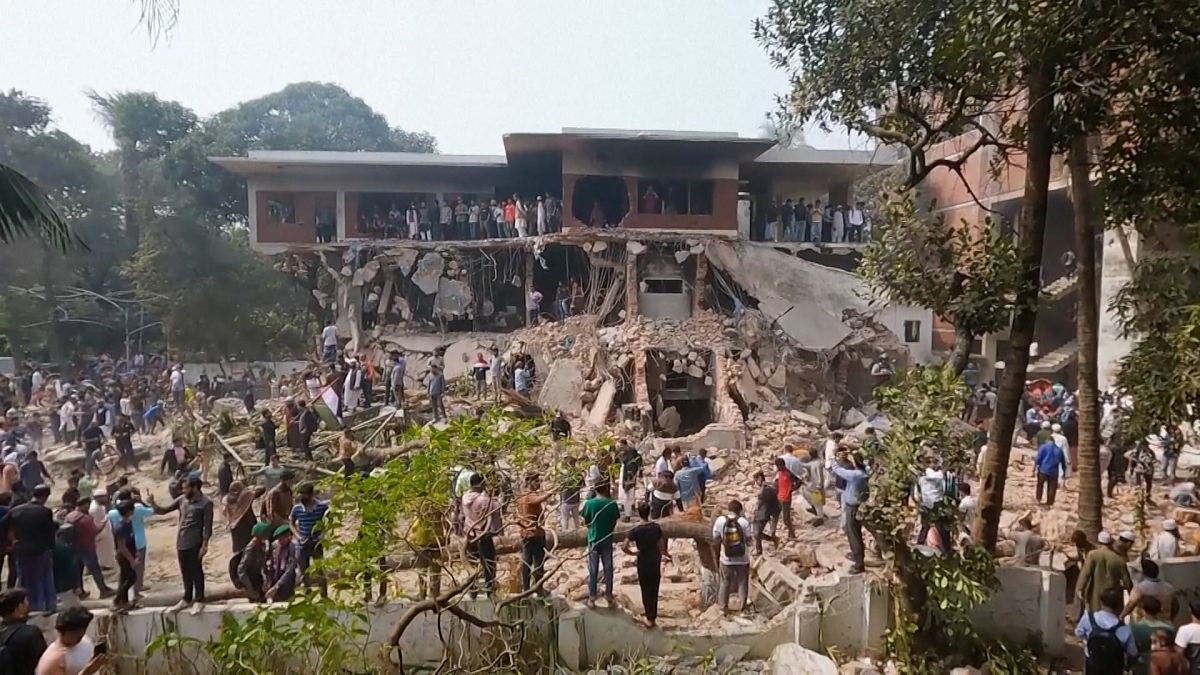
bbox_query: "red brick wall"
[255,191,335,244]
[563,174,738,232]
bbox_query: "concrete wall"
[874,305,935,364]
[65,563,1066,673]
[1097,227,1138,390]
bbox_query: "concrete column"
[524,251,536,327]
[335,190,347,242]
[633,350,650,407]
[692,253,708,316]
[1097,226,1139,389]
[624,250,640,326]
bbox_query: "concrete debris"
[434,277,473,317]
[538,358,587,416]
[587,380,618,428]
[764,643,836,675]
[627,241,646,255]
[789,409,824,428]
[841,407,868,428]
[673,249,691,264]
[412,253,445,295]
[657,406,681,436]
[392,248,420,276]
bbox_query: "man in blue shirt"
[290,482,329,596]
[831,452,870,574]
[1034,438,1067,506]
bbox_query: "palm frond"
[134,0,179,46]
[0,163,84,252]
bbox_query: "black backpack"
[1084,612,1127,674]
[721,516,747,558]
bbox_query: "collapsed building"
[212,128,928,433]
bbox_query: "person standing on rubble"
[752,470,781,555]
[427,365,446,422]
[515,474,551,593]
[617,439,642,520]
[487,348,503,402]
[462,473,501,595]
[390,351,407,408]
[712,500,753,614]
[823,432,843,498]
[1078,531,1134,612]
[582,482,619,609]
[831,451,869,574]
[297,401,318,462]
[342,360,363,414]
[623,500,670,628]
[258,409,277,466]
[321,320,338,365]
[773,457,798,539]
[471,353,489,400]
[1034,433,1068,506]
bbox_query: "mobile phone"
[94,641,108,655]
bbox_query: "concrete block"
[538,358,586,416]
[412,253,445,295]
[587,380,618,428]
[764,643,836,674]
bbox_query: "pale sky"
[0,0,865,155]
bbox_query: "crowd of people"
[354,193,563,241]
[757,198,870,244]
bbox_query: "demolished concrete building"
[213,128,928,435]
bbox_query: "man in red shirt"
[65,498,114,598]
[774,458,797,539]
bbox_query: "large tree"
[757,0,1058,551]
[87,90,197,244]
[165,82,437,226]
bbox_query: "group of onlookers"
[759,199,870,243]
[355,193,563,241]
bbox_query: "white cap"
[1041,421,1051,429]
[1164,519,1178,532]
[1119,531,1136,542]
[1097,531,1113,544]
[1052,423,1062,432]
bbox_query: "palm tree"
[0,163,77,251]
[1070,134,1103,539]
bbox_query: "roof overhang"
[742,146,895,182]
[504,128,775,166]
[210,150,508,179]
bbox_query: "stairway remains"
[1028,339,1078,374]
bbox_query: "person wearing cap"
[1078,531,1134,612]
[265,524,298,603]
[1117,530,1137,559]
[290,482,329,596]
[1148,520,1182,562]
[237,521,272,602]
[149,475,213,613]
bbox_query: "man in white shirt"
[847,201,866,242]
[536,196,547,236]
[30,368,44,398]
[1051,423,1072,478]
[514,195,529,238]
[823,432,843,492]
[60,397,78,444]
[170,366,185,407]
[1148,519,1181,561]
[468,201,481,239]
[487,348,503,401]
[831,205,846,242]
[712,500,753,614]
[527,290,543,325]
[320,320,338,364]
[1176,600,1200,668]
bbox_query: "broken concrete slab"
[764,643,836,675]
[657,407,681,436]
[746,356,763,382]
[392,248,420,276]
[412,254,445,295]
[434,277,473,317]
[654,423,746,455]
[538,358,586,416]
[686,365,705,379]
[627,241,646,255]
[789,409,825,427]
[587,380,618,428]
[768,364,786,389]
[705,241,871,352]
[674,249,691,264]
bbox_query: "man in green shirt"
[581,483,619,608]
[1078,531,1134,612]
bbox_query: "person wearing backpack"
[1075,586,1138,674]
[711,500,753,614]
[0,588,47,675]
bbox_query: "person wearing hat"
[1051,423,1074,476]
[1078,531,1134,612]
[265,524,298,603]
[149,475,213,613]
[236,521,272,602]
[1148,520,1182,562]
[1116,531,1137,559]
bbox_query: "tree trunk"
[950,326,974,375]
[1070,133,1103,539]
[120,152,140,245]
[972,64,1055,551]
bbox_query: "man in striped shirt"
[289,483,329,596]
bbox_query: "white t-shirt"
[823,439,838,469]
[1176,622,1200,652]
[36,636,95,675]
[170,369,184,390]
[321,325,338,347]
[1148,531,1180,560]
[654,455,671,475]
[712,515,752,565]
[918,469,946,509]
[959,495,978,524]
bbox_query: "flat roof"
[210,150,508,176]
[751,145,885,166]
[504,128,775,162]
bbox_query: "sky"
[0,0,865,155]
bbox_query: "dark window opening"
[636,179,714,216]
[531,244,592,322]
[663,373,690,392]
[904,320,922,343]
[665,399,713,436]
[267,197,296,224]
[572,176,629,228]
[645,278,684,294]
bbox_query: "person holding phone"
[34,606,106,675]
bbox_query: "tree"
[88,90,198,244]
[756,0,1059,552]
[164,82,437,226]
[859,189,1022,373]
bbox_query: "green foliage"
[859,190,1022,347]
[866,366,1037,673]
[164,82,437,225]
[147,592,368,675]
